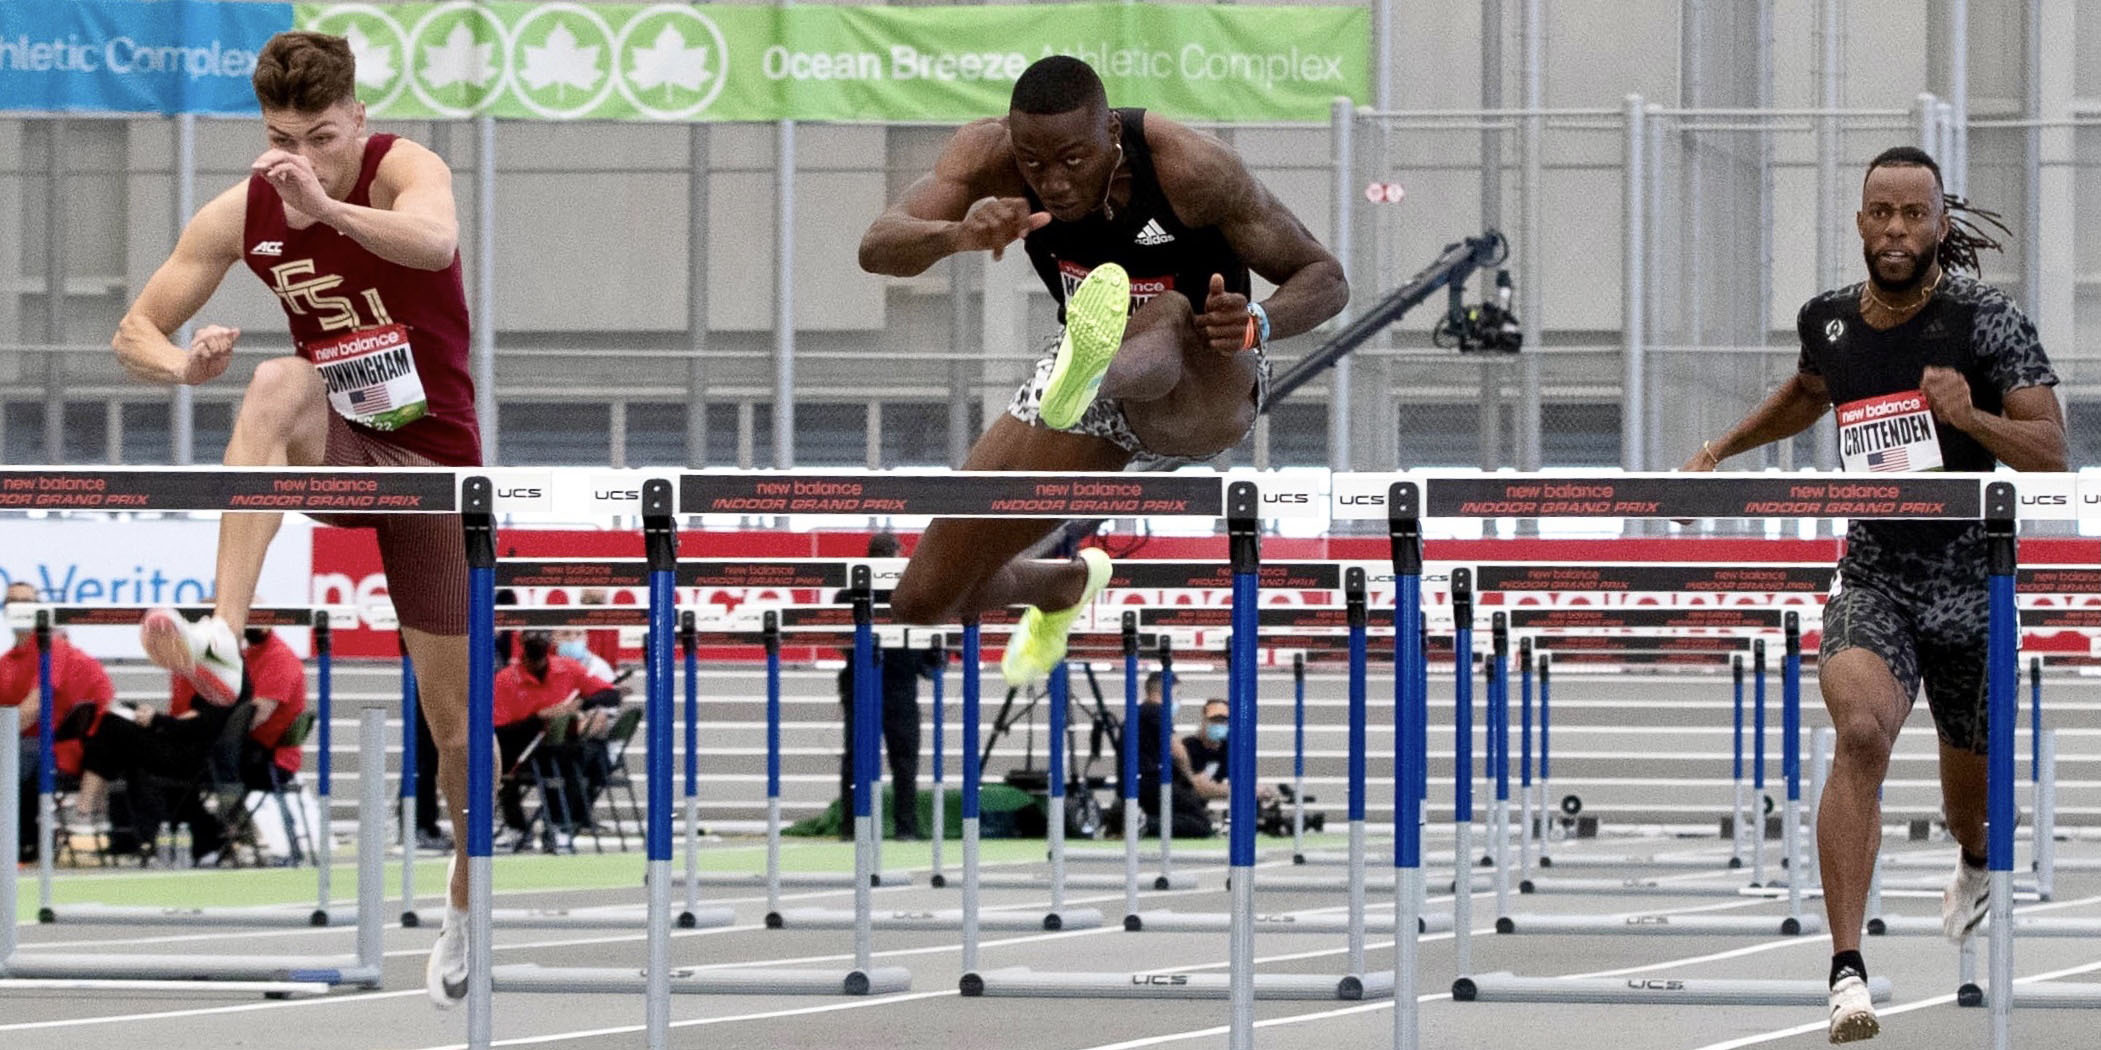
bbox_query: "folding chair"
[590,707,644,853]
[229,710,317,866]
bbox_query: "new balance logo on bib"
[1837,390,1942,473]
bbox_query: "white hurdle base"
[1536,852,1742,870]
[404,905,736,930]
[1878,875,2041,896]
[1454,972,1894,1006]
[1871,914,2101,937]
[967,871,1198,891]
[1496,912,1823,936]
[678,871,913,889]
[1243,872,1494,894]
[1126,908,1443,935]
[1521,877,1757,897]
[961,966,1394,1001]
[36,904,338,928]
[0,978,331,998]
[1972,982,2101,1007]
[492,962,913,996]
[770,906,1102,932]
[0,953,381,987]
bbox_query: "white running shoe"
[140,609,243,706]
[426,857,469,1008]
[1827,973,1880,1043]
[1942,855,1991,943]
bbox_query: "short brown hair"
[252,31,357,112]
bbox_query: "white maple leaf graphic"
[519,22,602,99]
[344,25,395,89]
[628,24,711,98]
[420,23,497,96]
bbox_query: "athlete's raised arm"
[859,119,1047,277]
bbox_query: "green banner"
[295,2,1367,123]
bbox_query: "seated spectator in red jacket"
[3,582,114,862]
[494,631,617,842]
[172,627,307,783]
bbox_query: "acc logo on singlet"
[613,5,730,120]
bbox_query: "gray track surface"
[6,835,2099,1050]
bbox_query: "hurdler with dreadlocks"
[1684,146,2065,1044]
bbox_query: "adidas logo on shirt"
[1133,219,1175,246]
[251,241,284,256]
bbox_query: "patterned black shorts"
[1820,524,1991,753]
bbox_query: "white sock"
[444,905,467,933]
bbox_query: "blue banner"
[0,0,293,115]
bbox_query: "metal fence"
[4,98,2100,475]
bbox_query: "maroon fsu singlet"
[241,133,480,467]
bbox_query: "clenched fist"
[182,325,240,386]
[957,196,1051,261]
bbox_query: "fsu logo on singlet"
[266,258,395,332]
[1057,260,1171,309]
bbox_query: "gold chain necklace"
[1860,267,1942,314]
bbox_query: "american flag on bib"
[349,387,393,413]
[1866,447,1908,471]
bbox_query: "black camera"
[1433,269,1522,353]
[1257,783,1325,837]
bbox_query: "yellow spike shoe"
[1038,264,1131,430]
[1001,547,1114,688]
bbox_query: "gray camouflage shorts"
[1820,523,1991,754]
[1005,331,1271,465]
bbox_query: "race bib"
[1836,390,1943,473]
[307,324,428,431]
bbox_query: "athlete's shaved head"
[1008,57,1121,223]
[1011,56,1106,118]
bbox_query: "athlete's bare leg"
[402,625,471,910]
[1097,291,1203,403]
[213,359,330,631]
[1816,647,1911,954]
[1937,742,1989,860]
[1108,291,1261,458]
[888,416,1130,626]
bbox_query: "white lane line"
[1688,958,2101,1050]
[418,990,964,1050]
[0,989,432,1031]
[0,867,1252,1034]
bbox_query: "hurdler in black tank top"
[1022,109,1250,324]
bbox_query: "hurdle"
[1506,605,1791,874]
[1330,471,1991,1021]
[668,562,916,893]
[1130,570,1419,943]
[0,462,430,998]
[1,700,387,994]
[964,479,1393,1037]
[1493,618,1820,938]
[771,605,1104,934]
[13,604,361,929]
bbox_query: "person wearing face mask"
[552,629,616,684]
[2,582,114,862]
[492,631,618,847]
[1134,674,1227,839]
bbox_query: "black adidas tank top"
[1021,109,1251,323]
